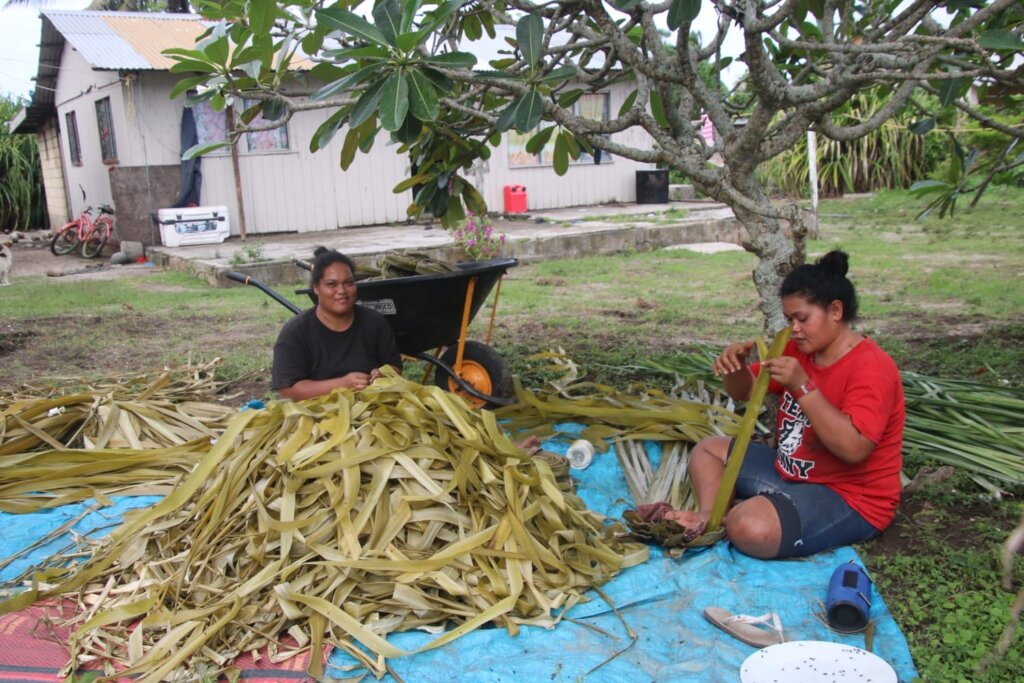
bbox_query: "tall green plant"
[759,89,935,197]
[0,96,45,231]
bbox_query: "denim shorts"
[734,443,880,558]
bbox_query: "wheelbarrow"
[226,257,519,408]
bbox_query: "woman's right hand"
[713,340,755,376]
[342,372,374,390]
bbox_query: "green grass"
[858,469,1024,683]
[577,207,690,224]
[3,188,1024,681]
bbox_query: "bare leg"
[664,435,731,529]
[723,497,782,559]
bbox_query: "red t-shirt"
[751,338,905,530]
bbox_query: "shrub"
[451,214,506,261]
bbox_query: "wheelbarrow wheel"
[434,341,514,409]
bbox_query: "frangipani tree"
[172,0,1023,329]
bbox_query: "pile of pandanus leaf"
[2,366,692,680]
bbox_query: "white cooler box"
[156,206,230,247]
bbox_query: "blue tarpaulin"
[0,425,918,682]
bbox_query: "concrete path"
[147,199,744,286]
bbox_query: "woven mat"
[0,602,327,682]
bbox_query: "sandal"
[703,606,785,648]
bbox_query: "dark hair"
[310,246,356,286]
[779,250,859,321]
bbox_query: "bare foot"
[664,509,708,533]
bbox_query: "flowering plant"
[451,214,506,261]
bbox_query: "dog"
[0,240,13,286]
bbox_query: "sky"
[0,0,91,100]
[0,2,742,102]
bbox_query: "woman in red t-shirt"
[666,250,905,559]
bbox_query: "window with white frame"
[191,99,289,153]
[66,111,82,166]
[508,92,613,167]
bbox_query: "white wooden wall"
[54,44,119,219]
[58,68,656,237]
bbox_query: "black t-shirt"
[271,306,402,391]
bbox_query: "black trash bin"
[635,169,669,204]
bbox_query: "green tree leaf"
[461,182,488,216]
[525,126,555,154]
[393,173,432,193]
[203,36,230,67]
[396,31,424,52]
[935,77,965,106]
[618,89,638,117]
[977,30,1024,50]
[514,90,544,133]
[301,31,324,57]
[183,141,230,160]
[557,89,583,108]
[310,109,347,152]
[169,75,212,99]
[553,132,569,175]
[310,64,381,103]
[418,0,471,36]
[380,73,411,131]
[650,91,669,127]
[316,8,388,47]
[540,64,578,83]
[908,179,950,196]
[373,0,402,47]
[407,70,440,122]
[392,114,422,145]
[418,52,477,69]
[249,0,276,37]
[262,100,287,121]
[326,45,390,62]
[169,59,216,74]
[516,14,544,67]
[349,79,388,129]
[340,126,361,170]
[908,118,935,135]
[667,0,701,31]
[495,98,521,132]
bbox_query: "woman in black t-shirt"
[271,249,402,400]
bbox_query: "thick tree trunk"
[728,178,805,335]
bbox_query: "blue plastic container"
[826,561,872,633]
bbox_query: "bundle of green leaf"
[495,352,742,447]
[0,371,647,681]
[639,350,1024,493]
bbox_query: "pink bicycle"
[50,205,115,258]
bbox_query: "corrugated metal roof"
[103,14,210,70]
[46,10,209,71]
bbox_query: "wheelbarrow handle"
[226,271,303,315]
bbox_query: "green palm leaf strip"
[707,327,792,531]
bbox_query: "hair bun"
[312,246,328,257]
[817,250,849,277]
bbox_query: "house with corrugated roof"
[12,10,656,247]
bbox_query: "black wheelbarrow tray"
[226,257,519,408]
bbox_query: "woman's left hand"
[762,356,808,393]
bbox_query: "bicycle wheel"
[81,219,111,258]
[50,222,81,256]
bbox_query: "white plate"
[740,640,897,683]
